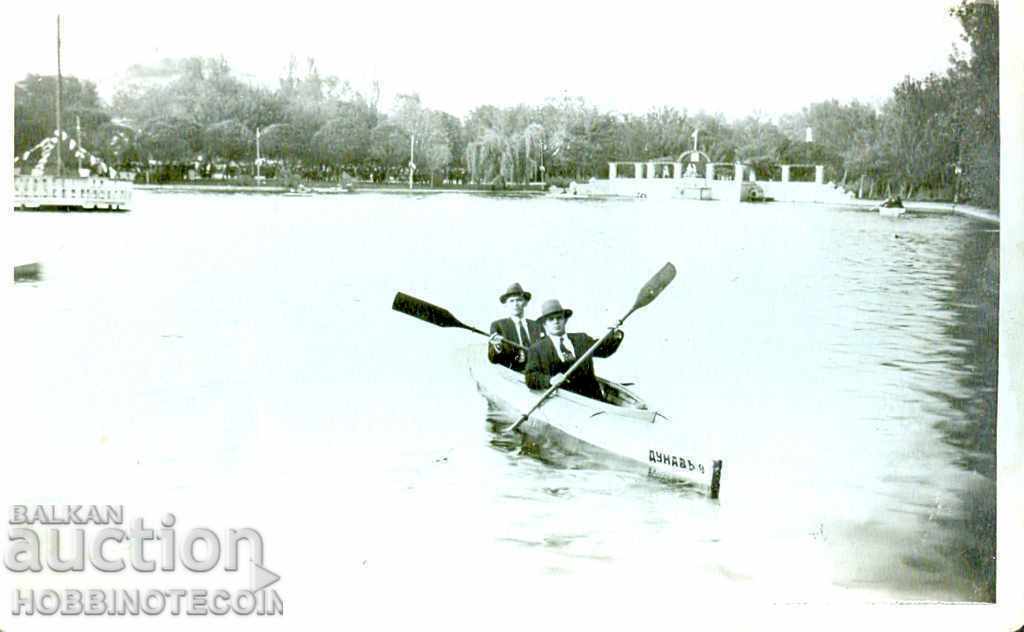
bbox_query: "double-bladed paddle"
[391,292,528,350]
[504,262,677,434]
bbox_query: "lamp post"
[76,115,82,175]
[953,163,962,205]
[255,127,262,183]
[408,133,416,190]
[56,15,64,178]
[539,139,545,183]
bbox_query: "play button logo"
[251,561,281,593]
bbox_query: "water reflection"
[476,209,998,601]
[9,192,1000,602]
[929,222,998,601]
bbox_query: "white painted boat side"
[876,205,906,217]
[466,346,722,497]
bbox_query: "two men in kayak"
[488,282,624,401]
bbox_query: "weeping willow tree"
[464,143,482,183]
[523,122,545,183]
[465,128,514,184]
[464,123,548,185]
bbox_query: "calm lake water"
[6,189,998,621]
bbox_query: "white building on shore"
[552,142,854,204]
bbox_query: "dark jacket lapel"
[527,319,543,342]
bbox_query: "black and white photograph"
[2,1,1021,629]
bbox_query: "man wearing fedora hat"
[525,299,624,401]
[488,282,544,371]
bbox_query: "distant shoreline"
[131,182,999,223]
[135,182,548,195]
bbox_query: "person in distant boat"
[488,283,544,371]
[524,299,624,401]
[881,195,903,208]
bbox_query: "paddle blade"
[632,262,677,311]
[392,292,465,329]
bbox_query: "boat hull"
[467,348,722,498]
[877,206,906,217]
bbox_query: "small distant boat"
[467,347,723,498]
[14,262,43,283]
[877,205,906,217]
[875,196,905,217]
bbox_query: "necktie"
[518,320,529,345]
[559,337,574,362]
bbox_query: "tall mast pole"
[76,115,82,174]
[408,134,415,190]
[56,14,64,178]
[539,141,544,181]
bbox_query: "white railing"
[13,175,133,210]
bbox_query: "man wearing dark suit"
[525,299,624,401]
[488,283,544,372]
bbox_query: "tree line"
[13,1,998,208]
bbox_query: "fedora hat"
[499,282,532,303]
[537,299,573,322]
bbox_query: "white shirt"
[553,335,576,361]
[512,317,531,345]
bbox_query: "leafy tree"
[311,101,373,169]
[435,111,466,171]
[642,107,691,159]
[205,119,254,163]
[138,117,201,163]
[523,122,546,182]
[948,0,998,208]
[881,75,959,196]
[259,123,302,164]
[93,121,141,167]
[14,74,107,156]
[19,2,996,205]
[392,94,453,183]
[779,99,878,183]
[369,121,410,178]
[549,96,616,179]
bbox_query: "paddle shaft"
[505,315,627,433]
[442,323,529,352]
[449,322,530,352]
[505,262,675,434]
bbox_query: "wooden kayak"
[467,346,723,499]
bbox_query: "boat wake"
[484,410,628,475]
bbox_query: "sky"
[3,0,970,121]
